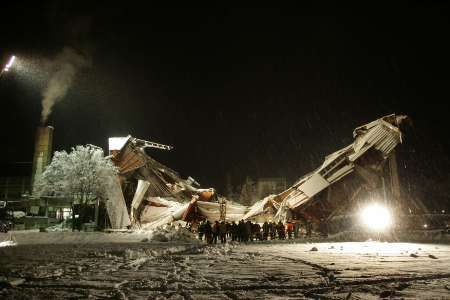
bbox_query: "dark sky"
[1,2,449,207]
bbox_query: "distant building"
[0,126,56,229]
[255,177,287,200]
[239,177,287,205]
[0,162,32,201]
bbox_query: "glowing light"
[359,203,392,231]
[423,224,428,228]
[3,55,16,72]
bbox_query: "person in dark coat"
[212,221,220,244]
[198,221,205,241]
[226,222,232,238]
[306,219,312,238]
[204,221,212,244]
[231,221,238,241]
[253,223,262,241]
[245,220,252,242]
[262,221,269,240]
[277,221,285,240]
[294,222,301,239]
[238,220,245,242]
[219,221,227,244]
[269,221,276,240]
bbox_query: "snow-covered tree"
[239,176,256,206]
[34,145,118,203]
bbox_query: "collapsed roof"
[244,114,408,222]
[106,114,408,229]
[110,136,200,200]
[106,136,215,228]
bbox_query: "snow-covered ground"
[1,232,449,299]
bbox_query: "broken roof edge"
[352,113,407,138]
[109,135,174,154]
[132,137,174,151]
[271,114,407,212]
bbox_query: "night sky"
[1,2,449,208]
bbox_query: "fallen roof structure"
[106,136,221,228]
[244,114,409,224]
[106,114,408,230]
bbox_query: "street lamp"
[1,55,16,77]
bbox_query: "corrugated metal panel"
[105,176,131,229]
[286,192,309,209]
[327,164,354,183]
[113,142,146,174]
[283,188,306,207]
[298,173,330,198]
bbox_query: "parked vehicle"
[0,220,11,233]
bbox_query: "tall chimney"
[31,126,54,187]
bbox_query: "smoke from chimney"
[41,47,90,124]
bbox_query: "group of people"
[196,220,310,244]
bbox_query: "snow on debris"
[148,226,198,242]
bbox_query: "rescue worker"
[286,221,294,239]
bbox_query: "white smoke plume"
[41,47,90,124]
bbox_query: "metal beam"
[133,138,173,151]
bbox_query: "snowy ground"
[1,232,450,299]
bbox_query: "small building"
[255,177,287,200]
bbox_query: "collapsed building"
[105,136,248,229]
[106,114,409,231]
[105,136,204,228]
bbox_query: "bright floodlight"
[360,203,392,231]
[2,55,16,72]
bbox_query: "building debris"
[108,136,220,228]
[105,177,131,229]
[106,114,408,230]
[244,114,409,225]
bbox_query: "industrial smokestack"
[31,126,54,187]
